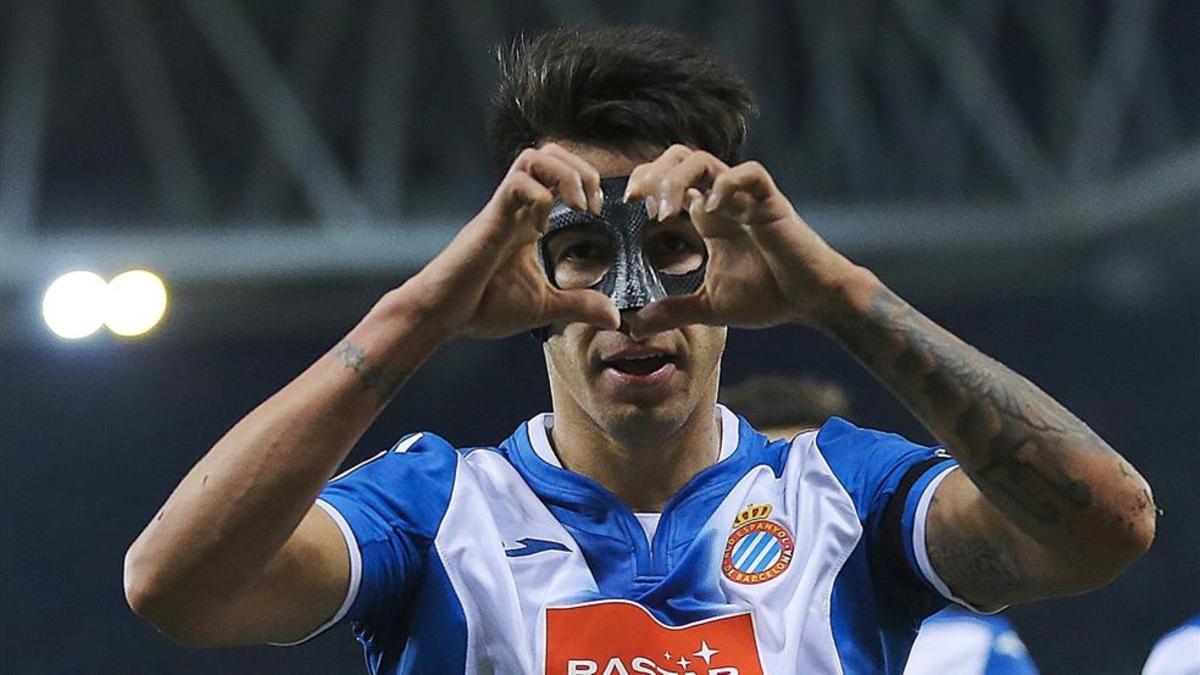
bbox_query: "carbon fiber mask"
[539,176,707,313]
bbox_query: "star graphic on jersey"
[663,651,672,661]
[676,656,691,669]
[693,640,719,664]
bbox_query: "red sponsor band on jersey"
[545,600,764,675]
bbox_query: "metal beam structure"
[0,0,1196,341]
[97,0,212,221]
[891,0,1060,198]
[5,141,1197,287]
[178,0,371,229]
[360,0,417,218]
[0,0,57,240]
[1067,0,1162,182]
[238,0,353,219]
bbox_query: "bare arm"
[123,143,618,646]
[123,296,447,645]
[821,273,1157,608]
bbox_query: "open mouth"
[602,354,674,376]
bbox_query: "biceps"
[924,470,1059,610]
[192,505,352,646]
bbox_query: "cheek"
[680,326,726,383]
[544,325,597,380]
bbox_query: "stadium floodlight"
[42,270,109,339]
[105,269,168,337]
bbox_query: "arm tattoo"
[826,286,1155,603]
[827,289,1105,530]
[927,528,1023,603]
[334,340,402,404]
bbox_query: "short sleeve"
[281,432,459,645]
[815,417,958,620]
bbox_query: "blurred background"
[0,0,1196,672]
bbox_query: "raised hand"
[401,143,620,338]
[621,145,860,338]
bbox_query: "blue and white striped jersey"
[297,407,963,673]
[904,607,1037,675]
[1142,615,1200,675]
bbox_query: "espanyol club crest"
[721,504,794,585]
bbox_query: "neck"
[547,396,722,513]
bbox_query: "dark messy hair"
[720,375,853,431]
[488,25,756,170]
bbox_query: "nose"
[619,307,670,340]
[616,308,641,336]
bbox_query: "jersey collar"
[525,405,741,470]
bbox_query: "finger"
[705,160,777,215]
[542,288,620,330]
[685,186,744,240]
[500,172,555,228]
[540,143,603,215]
[625,295,714,339]
[512,148,589,212]
[624,143,694,205]
[655,151,728,221]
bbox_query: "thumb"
[542,289,620,330]
[626,295,713,339]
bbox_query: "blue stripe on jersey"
[318,432,463,669]
[384,553,467,674]
[817,417,959,673]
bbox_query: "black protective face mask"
[539,176,706,313]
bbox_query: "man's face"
[541,142,727,444]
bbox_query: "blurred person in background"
[718,374,852,438]
[723,374,1038,675]
[1142,615,1200,675]
[123,26,1156,673]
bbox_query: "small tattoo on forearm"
[334,340,401,403]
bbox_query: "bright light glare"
[42,270,109,339]
[105,269,168,337]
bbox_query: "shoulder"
[814,417,941,468]
[807,417,949,513]
[330,431,462,483]
[320,432,470,538]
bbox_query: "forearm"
[124,288,447,617]
[818,269,1155,567]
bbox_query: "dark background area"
[3,285,1197,672]
[1,0,1198,672]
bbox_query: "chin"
[589,396,693,445]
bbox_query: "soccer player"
[124,26,1156,674]
[723,374,1039,674]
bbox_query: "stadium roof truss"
[0,0,1196,299]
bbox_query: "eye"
[657,234,691,254]
[544,228,614,290]
[559,241,605,263]
[646,231,704,275]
